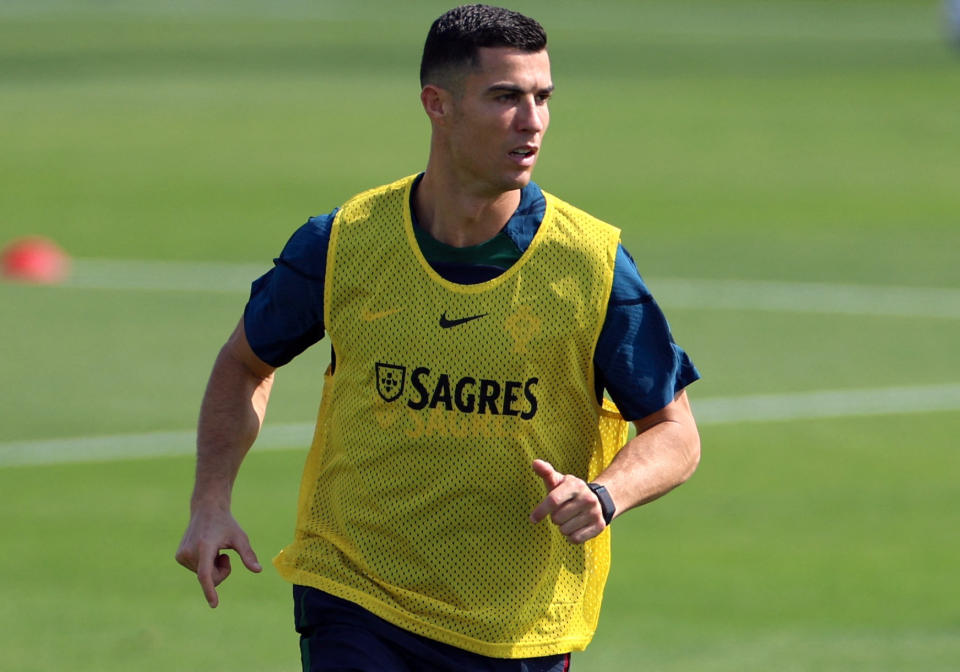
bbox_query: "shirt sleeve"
[594,244,701,421]
[242,209,338,367]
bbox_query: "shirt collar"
[410,173,545,253]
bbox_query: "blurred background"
[1,1,958,670]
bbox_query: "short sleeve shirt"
[244,179,699,421]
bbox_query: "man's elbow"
[677,420,701,484]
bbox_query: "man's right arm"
[174,319,276,608]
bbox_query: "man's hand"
[175,320,274,608]
[529,459,607,544]
[175,505,262,608]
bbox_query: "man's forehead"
[471,46,552,87]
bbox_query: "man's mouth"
[508,146,538,163]
[509,146,537,157]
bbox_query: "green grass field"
[2,1,958,670]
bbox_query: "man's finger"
[568,523,604,545]
[234,538,262,574]
[212,552,233,587]
[529,482,576,524]
[549,498,583,527]
[531,459,563,490]
[174,547,196,572]
[196,544,226,608]
[558,510,596,537]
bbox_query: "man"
[176,5,700,671]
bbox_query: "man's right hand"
[175,505,262,608]
[176,320,274,608]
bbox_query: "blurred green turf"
[2,413,957,671]
[1,1,958,670]
[2,1,958,283]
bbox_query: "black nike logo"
[439,311,488,328]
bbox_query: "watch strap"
[587,482,615,526]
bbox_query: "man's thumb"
[532,459,563,490]
[236,541,262,573]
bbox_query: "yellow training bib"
[274,175,628,657]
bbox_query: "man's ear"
[421,84,452,124]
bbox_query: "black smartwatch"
[587,482,616,526]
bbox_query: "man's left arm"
[530,389,700,544]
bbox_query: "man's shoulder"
[277,210,339,276]
[272,174,419,274]
[540,188,620,237]
[339,174,419,213]
[610,245,652,305]
[529,188,649,304]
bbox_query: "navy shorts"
[293,585,572,672]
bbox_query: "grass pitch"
[1,1,958,670]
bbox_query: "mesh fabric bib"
[274,175,628,657]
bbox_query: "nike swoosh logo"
[361,306,402,322]
[439,312,488,328]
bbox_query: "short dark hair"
[420,4,547,88]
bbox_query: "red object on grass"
[1,236,71,284]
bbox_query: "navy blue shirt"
[244,180,699,421]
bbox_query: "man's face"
[444,47,553,196]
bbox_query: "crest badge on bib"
[375,362,406,402]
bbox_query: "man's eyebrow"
[486,83,555,95]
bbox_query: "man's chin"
[470,169,535,198]
[502,169,534,191]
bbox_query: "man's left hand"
[529,459,607,544]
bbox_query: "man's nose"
[516,96,546,133]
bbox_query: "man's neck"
[413,169,523,248]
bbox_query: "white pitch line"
[0,422,316,469]
[62,258,270,293]
[690,383,960,425]
[46,258,960,319]
[652,277,960,320]
[2,384,959,468]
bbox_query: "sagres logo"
[375,362,406,402]
[373,362,539,420]
[371,362,541,439]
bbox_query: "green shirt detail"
[412,226,522,269]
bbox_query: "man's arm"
[530,389,700,544]
[175,319,277,607]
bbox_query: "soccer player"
[176,5,701,671]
